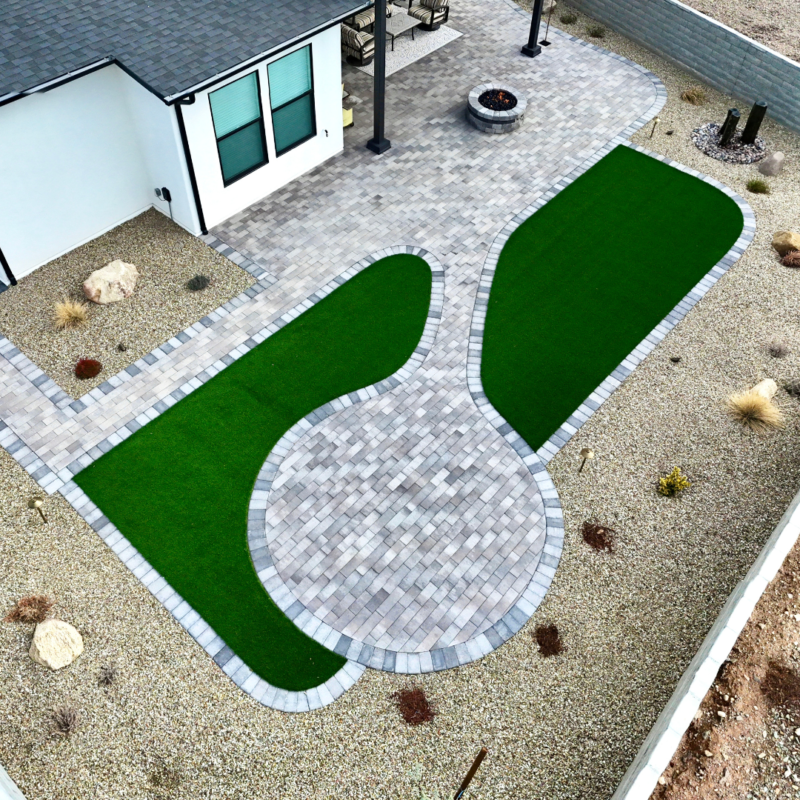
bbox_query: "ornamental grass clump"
[75,358,102,380]
[559,11,578,23]
[747,178,770,195]
[53,298,88,330]
[392,686,436,725]
[4,595,53,623]
[587,23,605,37]
[681,86,707,106]
[51,707,79,737]
[658,467,691,497]
[727,387,783,432]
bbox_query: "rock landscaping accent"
[759,152,785,176]
[82,259,139,305]
[773,231,800,257]
[29,619,83,670]
[691,122,766,164]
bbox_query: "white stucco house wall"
[0,0,370,284]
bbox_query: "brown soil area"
[652,538,800,800]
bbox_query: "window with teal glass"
[209,71,268,184]
[267,46,316,155]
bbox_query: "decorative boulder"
[29,619,84,670]
[83,260,139,304]
[772,231,800,257]
[758,152,784,176]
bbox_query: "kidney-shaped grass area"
[481,145,745,451]
[75,255,433,691]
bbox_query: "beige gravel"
[677,0,800,63]
[0,209,255,399]
[2,23,800,800]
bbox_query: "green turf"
[481,145,744,451]
[75,255,432,691]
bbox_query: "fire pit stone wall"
[467,82,527,134]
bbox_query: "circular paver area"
[250,379,549,669]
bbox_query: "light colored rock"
[29,619,84,670]
[752,379,778,399]
[83,259,139,304]
[772,231,800,257]
[758,152,785,176]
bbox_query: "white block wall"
[180,25,344,230]
[565,0,800,134]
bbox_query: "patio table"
[385,13,422,49]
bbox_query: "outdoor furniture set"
[341,0,450,66]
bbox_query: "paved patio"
[0,0,663,694]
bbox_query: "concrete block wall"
[565,0,800,133]
[612,487,800,799]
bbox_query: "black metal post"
[718,108,740,148]
[741,101,767,144]
[0,247,17,286]
[367,0,391,154]
[521,0,545,57]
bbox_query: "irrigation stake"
[540,0,555,44]
[649,116,660,138]
[454,747,488,799]
[578,448,594,473]
[28,497,47,523]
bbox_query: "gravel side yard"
[2,24,800,800]
[0,209,255,399]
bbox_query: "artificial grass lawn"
[75,255,432,691]
[481,145,744,451]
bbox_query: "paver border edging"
[611,486,800,799]
[55,245,443,713]
[0,763,25,800]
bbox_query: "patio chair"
[341,25,375,66]
[344,3,396,32]
[407,0,450,30]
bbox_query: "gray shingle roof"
[0,0,367,102]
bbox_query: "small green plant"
[559,11,578,23]
[148,757,181,790]
[186,274,211,291]
[658,467,691,497]
[747,178,770,195]
[587,23,605,37]
[681,86,707,106]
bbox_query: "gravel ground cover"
[73,254,431,691]
[2,21,800,800]
[676,0,800,63]
[651,537,800,800]
[0,209,255,399]
[482,143,743,450]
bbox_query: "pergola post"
[521,0,545,57]
[367,0,391,153]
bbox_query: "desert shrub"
[117,342,128,352]
[727,390,783,432]
[4,595,53,623]
[392,686,436,725]
[658,466,691,497]
[535,623,564,656]
[148,757,181,790]
[768,342,789,358]
[785,379,800,397]
[186,274,211,291]
[587,23,605,37]
[782,251,800,268]
[559,11,578,23]
[581,520,614,552]
[747,178,770,195]
[53,298,88,330]
[762,662,800,715]
[681,86,707,106]
[98,664,117,687]
[51,707,79,737]
[75,358,102,380]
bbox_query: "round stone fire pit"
[467,82,527,134]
